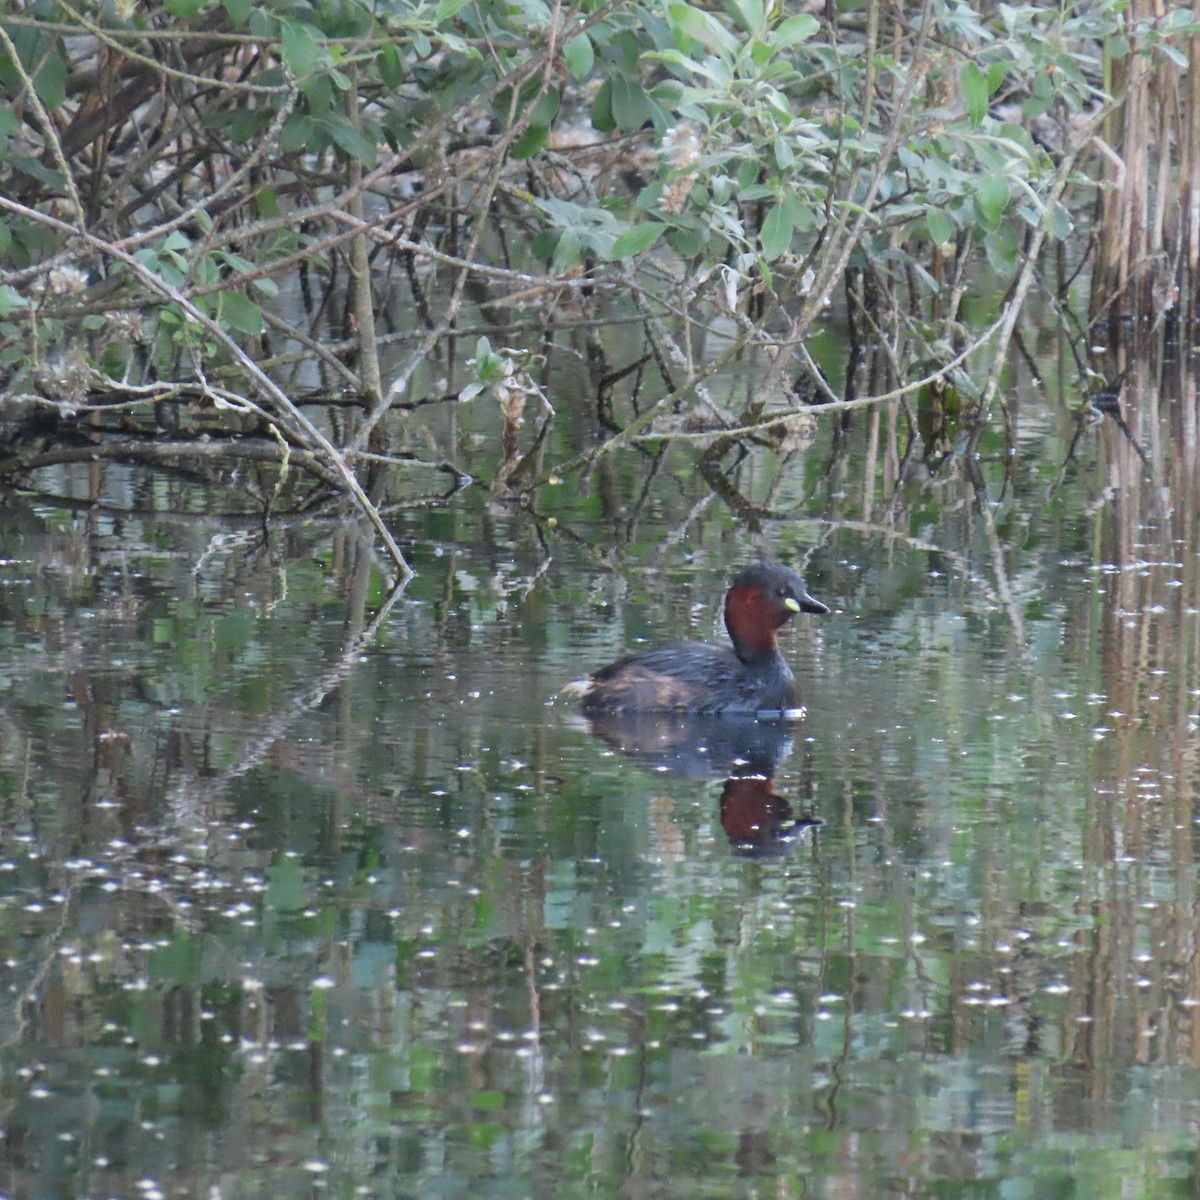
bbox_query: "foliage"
[0,0,1194,500]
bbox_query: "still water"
[0,358,1198,1198]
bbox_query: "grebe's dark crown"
[726,563,829,617]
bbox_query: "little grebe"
[576,563,829,717]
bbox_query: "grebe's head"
[724,563,829,657]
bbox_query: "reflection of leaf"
[408,1043,439,1090]
[215,608,255,652]
[468,1121,506,1148]
[266,859,307,913]
[149,933,201,984]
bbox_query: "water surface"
[0,362,1198,1199]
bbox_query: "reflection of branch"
[224,574,408,780]
[0,872,78,1050]
[966,459,1027,646]
[0,435,345,489]
[813,514,1001,607]
[1090,393,1150,466]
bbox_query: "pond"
[0,337,1198,1199]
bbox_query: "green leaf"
[668,2,739,57]
[960,61,988,127]
[974,172,1009,230]
[983,221,1019,271]
[986,59,1017,94]
[32,48,67,110]
[378,44,404,88]
[165,0,207,15]
[280,114,314,153]
[590,78,615,132]
[780,191,813,232]
[739,183,775,202]
[324,117,378,165]
[223,0,253,22]
[530,89,561,126]
[510,124,549,160]
[529,229,556,261]
[552,228,582,274]
[280,20,325,79]
[255,185,279,218]
[1048,201,1073,241]
[11,154,64,189]
[926,207,954,245]
[771,13,818,48]
[611,222,665,259]
[0,109,16,153]
[217,291,263,335]
[647,47,720,82]
[723,0,764,37]
[610,74,651,132]
[564,34,594,80]
[759,201,793,260]
[0,286,23,318]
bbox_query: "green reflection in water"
[0,380,1199,1200]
